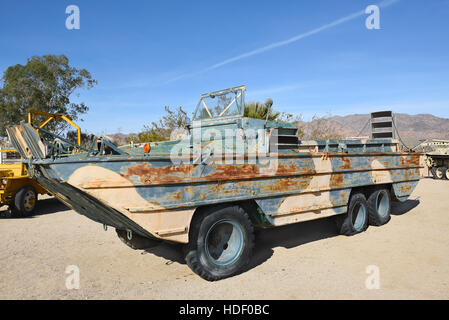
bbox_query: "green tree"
[0,54,97,137]
[129,106,188,143]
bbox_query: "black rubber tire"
[116,229,161,250]
[445,168,449,180]
[184,205,254,281]
[10,186,37,218]
[430,167,438,179]
[367,189,391,226]
[336,193,368,236]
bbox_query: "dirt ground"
[0,177,448,300]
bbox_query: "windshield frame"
[193,85,246,121]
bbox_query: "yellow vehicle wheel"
[11,186,37,218]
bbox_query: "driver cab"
[187,85,297,155]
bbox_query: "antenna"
[265,98,273,124]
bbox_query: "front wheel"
[11,186,37,217]
[184,206,254,281]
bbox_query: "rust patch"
[339,157,352,170]
[258,176,314,194]
[399,184,412,193]
[124,162,194,184]
[165,191,182,201]
[275,161,316,176]
[330,173,344,187]
[209,163,259,179]
[399,154,420,167]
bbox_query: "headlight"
[1,179,7,185]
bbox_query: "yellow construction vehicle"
[1,110,81,217]
[0,148,47,216]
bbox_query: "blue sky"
[1,0,448,135]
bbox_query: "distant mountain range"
[326,113,449,148]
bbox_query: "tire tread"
[11,186,37,218]
[367,189,391,226]
[336,193,368,236]
[184,205,254,281]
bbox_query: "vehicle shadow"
[245,198,420,272]
[0,197,70,219]
[391,199,420,216]
[243,216,339,273]
[142,242,185,265]
[132,199,421,272]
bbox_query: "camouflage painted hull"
[8,122,425,243]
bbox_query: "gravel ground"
[0,177,448,299]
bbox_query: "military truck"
[421,139,449,179]
[7,86,425,281]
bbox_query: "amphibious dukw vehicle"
[7,85,425,280]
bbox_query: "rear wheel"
[367,189,391,226]
[10,186,37,217]
[184,205,254,281]
[445,168,449,180]
[336,193,368,236]
[436,167,447,179]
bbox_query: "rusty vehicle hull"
[7,86,425,280]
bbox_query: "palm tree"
[244,101,280,121]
